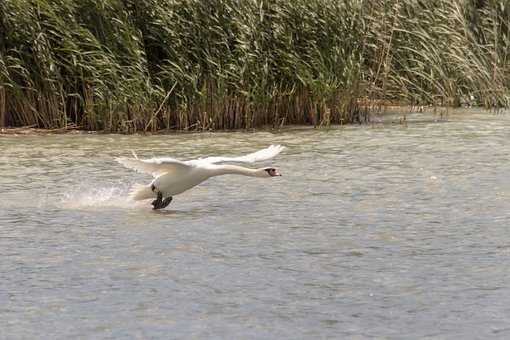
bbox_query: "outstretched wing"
[190,144,285,165]
[116,156,192,177]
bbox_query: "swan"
[116,144,285,209]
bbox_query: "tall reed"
[0,0,509,131]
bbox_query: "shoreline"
[0,107,504,136]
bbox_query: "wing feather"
[117,144,284,176]
[190,144,285,165]
[116,156,191,177]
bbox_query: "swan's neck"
[209,164,263,177]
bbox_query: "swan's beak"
[265,168,281,177]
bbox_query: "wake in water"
[58,182,145,210]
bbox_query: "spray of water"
[58,182,146,210]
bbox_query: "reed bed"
[0,0,509,131]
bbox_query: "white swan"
[116,144,285,209]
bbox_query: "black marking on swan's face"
[264,168,281,177]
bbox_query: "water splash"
[59,184,145,210]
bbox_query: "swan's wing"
[191,144,285,165]
[116,156,192,177]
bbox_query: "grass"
[0,0,509,131]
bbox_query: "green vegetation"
[0,0,509,131]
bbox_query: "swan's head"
[263,167,281,177]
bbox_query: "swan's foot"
[160,196,173,209]
[151,184,173,210]
[151,191,163,209]
[151,191,173,210]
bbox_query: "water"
[1,110,510,339]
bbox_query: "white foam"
[59,184,145,210]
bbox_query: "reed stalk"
[0,0,508,131]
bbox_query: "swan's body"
[116,145,285,209]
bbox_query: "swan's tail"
[129,183,154,201]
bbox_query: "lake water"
[1,110,510,339]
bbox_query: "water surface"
[1,110,510,339]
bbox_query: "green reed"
[0,0,509,131]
